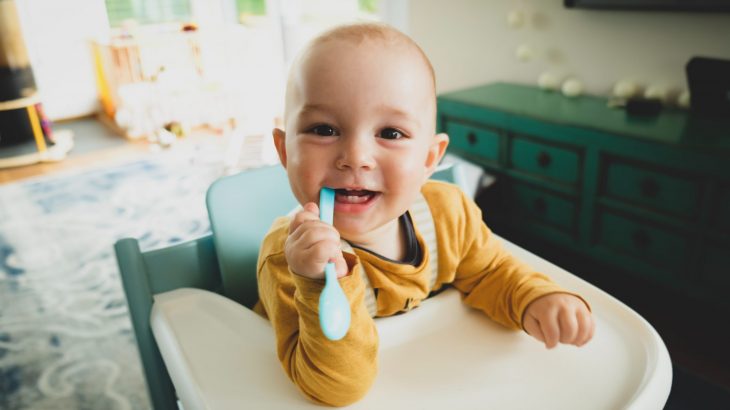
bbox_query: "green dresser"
[438,82,730,305]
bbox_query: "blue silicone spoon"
[318,187,351,340]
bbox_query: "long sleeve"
[424,182,571,330]
[255,218,378,407]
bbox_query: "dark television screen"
[565,0,730,12]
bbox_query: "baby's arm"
[454,234,594,348]
[257,207,378,407]
[522,293,594,348]
[447,189,593,347]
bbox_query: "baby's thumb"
[333,253,349,278]
[303,202,319,214]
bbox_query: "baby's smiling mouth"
[335,188,378,204]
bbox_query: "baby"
[254,22,594,407]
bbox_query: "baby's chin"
[335,217,400,244]
[334,225,369,243]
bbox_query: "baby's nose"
[335,136,376,170]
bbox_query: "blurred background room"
[1,0,729,409]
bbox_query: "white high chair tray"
[150,237,672,410]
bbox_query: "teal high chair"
[115,163,672,410]
[115,164,297,409]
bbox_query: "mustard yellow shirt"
[254,180,572,406]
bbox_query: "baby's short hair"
[282,22,438,131]
[303,22,435,88]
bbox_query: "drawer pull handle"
[467,132,477,145]
[533,197,547,214]
[537,151,552,168]
[640,178,660,198]
[631,230,651,250]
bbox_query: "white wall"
[15,0,109,120]
[409,0,730,98]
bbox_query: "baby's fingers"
[333,254,349,278]
[301,238,342,265]
[523,315,546,344]
[289,202,320,234]
[539,313,560,349]
[575,309,595,346]
[558,308,579,345]
[293,223,340,250]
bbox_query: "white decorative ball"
[157,128,177,147]
[538,72,561,91]
[613,80,639,99]
[644,85,669,103]
[515,44,534,62]
[507,10,525,29]
[562,79,584,98]
[677,90,691,109]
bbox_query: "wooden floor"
[0,117,148,184]
[0,117,227,185]
[0,142,147,184]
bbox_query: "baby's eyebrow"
[376,105,415,119]
[375,105,421,128]
[299,103,330,116]
[297,103,422,130]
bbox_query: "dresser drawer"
[713,184,730,230]
[701,242,730,288]
[510,137,580,185]
[445,121,500,163]
[702,243,730,288]
[505,183,578,234]
[595,211,690,271]
[602,159,700,218]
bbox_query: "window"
[358,0,379,14]
[105,0,192,27]
[236,0,267,17]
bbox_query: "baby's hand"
[285,202,348,280]
[523,293,594,349]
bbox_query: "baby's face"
[276,37,445,243]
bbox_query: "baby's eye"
[310,124,337,137]
[379,128,404,140]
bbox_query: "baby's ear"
[273,128,287,168]
[424,133,449,178]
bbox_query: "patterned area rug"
[0,149,227,409]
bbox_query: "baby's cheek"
[290,167,323,205]
[385,157,426,186]
[386,185,422,219]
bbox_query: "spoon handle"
[319,187,335,225]
[324,262,337,283]
[318,187,350,340]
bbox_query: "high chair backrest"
[206,165,298,308]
